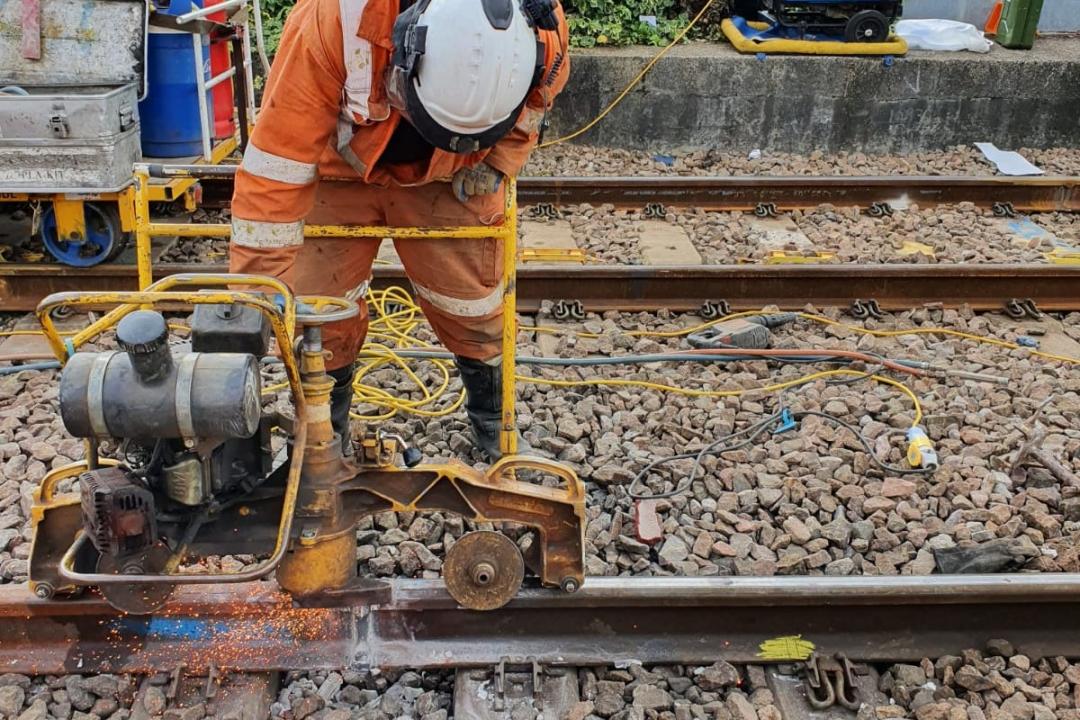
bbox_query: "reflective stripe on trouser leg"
[231,218,305,248]
[411,281,504,318]
[412,294,504,361]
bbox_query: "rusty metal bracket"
[850,298,884,320]
[993,201,1018,218]
[643,202,667,219]
[700,299,731,320]
[204,665,221,701]
[1004,297,1042,319]
[454,657,579,718]
[802,653,864,711]
[868,201,893,217]
[754,202,778,218]
[496,658,540,710]
[551,299,585,322]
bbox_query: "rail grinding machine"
[27,276,586,612]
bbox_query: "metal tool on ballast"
[686,313,798,349]
[27,274,586,613]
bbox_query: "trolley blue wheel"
[41,202,127,267]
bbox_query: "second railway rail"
[1,174,1078,311]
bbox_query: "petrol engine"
[58,303,273,609]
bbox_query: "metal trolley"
[0,0,258,266]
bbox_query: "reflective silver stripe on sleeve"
[231,218,305,248]
[336,116,367,176]
[412,281,504,318]
[339,0,373,118]
[241,143,318,185]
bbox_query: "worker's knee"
[426,310,503,362]
[321,315,369,372]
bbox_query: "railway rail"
[0,261,1077,313]
[1,173,1078,311]
[196,174,1080,213]
[3,575,1080,675]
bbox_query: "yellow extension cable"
[8,289,1072,430]
[523,368,924,426]
[309,289,942,426]
[529,309,1080,366]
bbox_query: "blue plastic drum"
[139,22,215,157]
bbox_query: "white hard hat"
[388,0,546,153]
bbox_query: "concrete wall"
[546,40,1080,153]
[902,0,1080,32]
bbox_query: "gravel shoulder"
[5,644,1076,720]
[523,145,1080,178]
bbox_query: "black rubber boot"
[455,356,529,461]
[328,363,356,455]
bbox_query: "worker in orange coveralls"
[229,0,570,459]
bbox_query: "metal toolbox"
[0,0,146,193]
[0,85,142,192]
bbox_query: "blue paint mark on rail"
[109,617,231,640]
[107,616,301,643]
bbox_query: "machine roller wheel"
[443,531,524,611]
[41,202,128,267]
[96,543,177,614]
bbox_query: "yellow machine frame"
[130,163,523,456]
[28,272,586,606]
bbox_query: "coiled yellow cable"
[255,287,1075,429]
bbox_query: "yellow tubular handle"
[35,289,302,407]
[488,455,584,501]
[44,273,297,359]
[499,179,518,456]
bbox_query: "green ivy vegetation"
[258,0,294,57]
[257,0,728,56]
[563,0,688,47]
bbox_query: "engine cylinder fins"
[95,542,177,614]
[443,531,525,611]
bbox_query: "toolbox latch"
[119,105,136,131]
[48,112,69,138]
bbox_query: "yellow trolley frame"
[0,137,239,259]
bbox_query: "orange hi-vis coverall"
[230,0,570,370]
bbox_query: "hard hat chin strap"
[521,0,558,30]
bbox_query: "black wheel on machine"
[844,9,890,42]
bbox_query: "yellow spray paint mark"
[763,250,836,265]
[1045,248,1080,266]
[758,635,816,661]
[899,240,935,258]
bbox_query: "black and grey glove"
[452,163,504,203]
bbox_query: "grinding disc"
[443,531,524,611]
